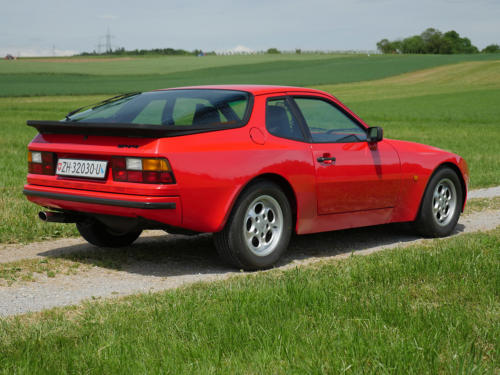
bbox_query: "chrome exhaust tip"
[38,211,77,223]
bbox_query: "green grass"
[1,228,498,373]
[0,59,498,244]
[1,54,499,97]
[465,197,500,214]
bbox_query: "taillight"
[111,157,175,184]
[28,151,55,175]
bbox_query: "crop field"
[0,53,499,97]
[1,54,499,243]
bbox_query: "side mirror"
[367,127,383,143]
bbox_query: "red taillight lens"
[127,170,143,182]
[29,163,43,174]
[28,151,55,175]
[111,157,175,184]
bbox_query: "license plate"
[56,158,108,179]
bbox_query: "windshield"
[66,89,252,127]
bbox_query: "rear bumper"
[23,184,181,226]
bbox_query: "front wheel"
[415,167,463,237]
[76,220,142,247]
[213,181,292,270]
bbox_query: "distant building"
[4,54,16,60]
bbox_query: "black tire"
[213,180,292,270]
[76,220,142,247]
[415,167,463,237]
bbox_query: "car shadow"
[37,221,466,278]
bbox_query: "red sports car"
[25,85,468,270]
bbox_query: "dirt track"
[1,187,499,317]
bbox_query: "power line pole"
[104,27,114,53]
[96,37,105,54]
[96,27,115,55]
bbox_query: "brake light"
[28,151,55,175]
[112,157,175,184]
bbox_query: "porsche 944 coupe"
[24,85,468,270]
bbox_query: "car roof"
[155,84,328,96]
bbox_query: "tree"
[401,36,425,54]
[441,30,459,53]
[376,39,398,54]
[376,28,478,54]
[420,28,443,54]
[482,44,500,53]
[266,48,280,54]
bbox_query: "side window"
[294,97,367,143]
[266,98,304,141]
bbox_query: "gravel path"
[468,186,500,199]
[1,186,499,317]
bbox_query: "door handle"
[317,156,336,163]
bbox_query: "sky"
[1,0,499,57]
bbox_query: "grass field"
[1,53,499,96]
[0,55,499,243]
[1,228,498,373]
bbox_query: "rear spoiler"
[27,120,235,138]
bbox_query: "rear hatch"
[26,89,253,196]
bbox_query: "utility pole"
[96,37,105,54]
[104,27,114,53]
[96,27,115,55]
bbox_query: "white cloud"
[217,45,255,54]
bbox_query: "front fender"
[387,139,468,222]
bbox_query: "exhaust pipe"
[38,211,79,223]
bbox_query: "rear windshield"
[66,89,252,128]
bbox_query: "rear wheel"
[415,167,463,237]
[214,181,292,270]
[76,221,142,247]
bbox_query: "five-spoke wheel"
[244,195,284,257]
[415,167,462,237]
[214,180,292,270]
[432,178,457,227]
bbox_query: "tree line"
[377,28,499,54]
[80,48,216,57]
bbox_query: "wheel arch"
[220,173,298,232]
[419,162,467,216]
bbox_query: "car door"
[291,96,401,215]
